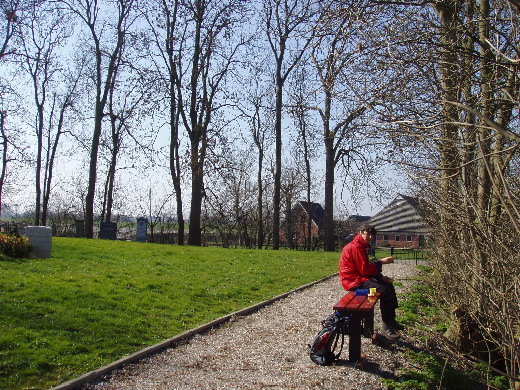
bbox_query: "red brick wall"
[376,233,421,248]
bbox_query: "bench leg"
[348,313,362,362]
[363,312,374,338]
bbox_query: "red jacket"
[339,233,381,291]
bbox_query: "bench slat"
[332,291,356,312]
[345,295,366,310]
[333,291,380,313]
[358,295,379,311]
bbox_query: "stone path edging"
[48,273,338,390]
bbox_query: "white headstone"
[25,226,52,258]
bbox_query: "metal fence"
[375,247,429,265]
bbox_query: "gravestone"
[25,226,52,258]
[99,222,117,240]
[75,220,85,238]
[136,218,148,243]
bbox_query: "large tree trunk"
[188,141,204,246]
[257,147,264,249]
[272,73,283,250]
[323,136,335,252]
[0,112,7,219]
[164,0,184,245]
[85,103,104,238]
[170,120,185,245]
[42,99,66,226]
[323,88,335,252]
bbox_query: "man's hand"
[380,256,394,264]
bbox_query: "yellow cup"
[369,288,377,296]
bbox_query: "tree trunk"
[104,134,118,223]
[170,119,185,245]
[164,0,184,245]
[0,112,7,219]
[188,143,204,246]
[273,72,283,250]
[323,87,335,252]
[257,147,264,249]
[476,0,492,221]
[85,102,104,238]
[434,0,462,225]
[42,99,66,226]
[323,136,335,252]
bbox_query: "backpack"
[309,311,350,366]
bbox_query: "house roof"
[368,194,429,234]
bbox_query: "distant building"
[280,201,325,248]
[368,194,430,248]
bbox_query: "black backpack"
[309,311,350,366]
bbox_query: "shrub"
[0,233,32,258]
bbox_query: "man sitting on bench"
[339,223,404,340]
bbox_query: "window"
[407,235,412,242]
[395,235,400,242]
[383,235,388,241]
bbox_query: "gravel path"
[83,264,421,390]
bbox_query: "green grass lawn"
[0,238,340,390]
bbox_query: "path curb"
[49,273,338,390]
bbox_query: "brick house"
[368,194,430,248]
[280,201,325,248]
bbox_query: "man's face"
[360,230,374,244]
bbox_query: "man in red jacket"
[339,223,403,340]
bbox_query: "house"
[368,194,430,248]
[280,201,325,248]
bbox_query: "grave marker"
[99,222,117,240]
[25,226,52,258]
[136,218,148,242]
[75,220,85,238]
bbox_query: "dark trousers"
[351,278,399,324]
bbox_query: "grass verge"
[0,238,339,390]
[382,265,509,390]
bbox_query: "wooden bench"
[333,290,380,365]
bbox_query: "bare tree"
[310,0,386,251]
[288,67,318,251]
[171,0,248,246]
[18,3,76,225]
[237,66,274,249]
[263,0,315,249]
[0,1,41,217]
[203,149,257,248]
[60,0,137,238]
[373,0,520,382]
[249,85,271,249]
[144,0,186,244]
[100,51,156,224]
